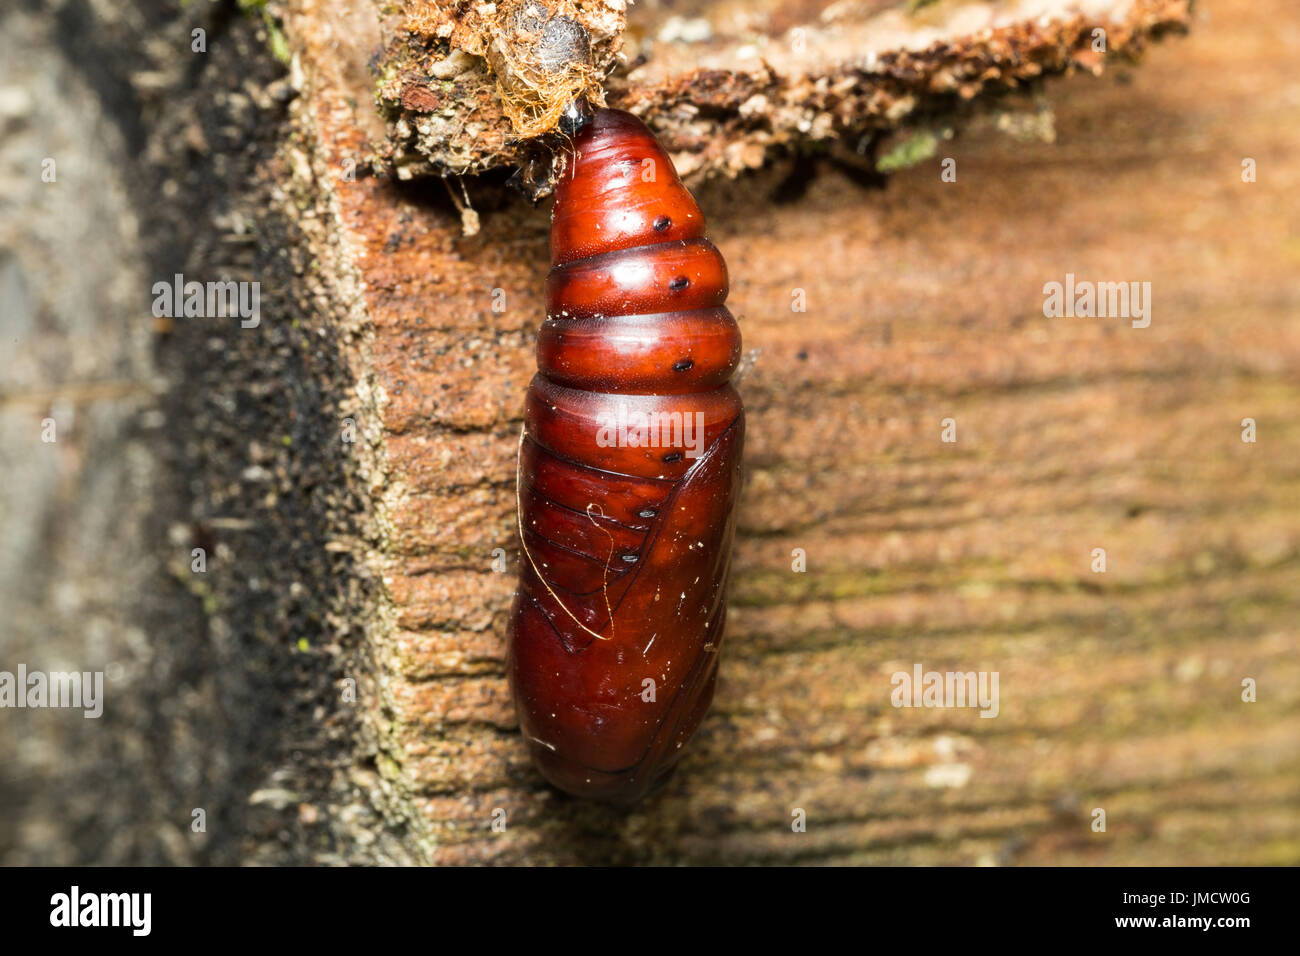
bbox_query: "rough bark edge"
[375,0,1192,184]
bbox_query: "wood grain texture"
[286,0,1299,864]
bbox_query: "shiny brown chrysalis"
[507,108,744,802]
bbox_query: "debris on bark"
[375,0,1192,189]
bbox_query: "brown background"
[360,0,1299,864]
[0,0,1295,865]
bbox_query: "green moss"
[876,130,939,174]
[238,0,291,65]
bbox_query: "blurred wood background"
[1,0,1295,865]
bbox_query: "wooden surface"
[336,0,1298,864]
[6,0,1292,867]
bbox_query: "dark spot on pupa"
[669,276,689,292]
[653,215,671,232]
[672,358,694,372]
[662,451,683,463]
